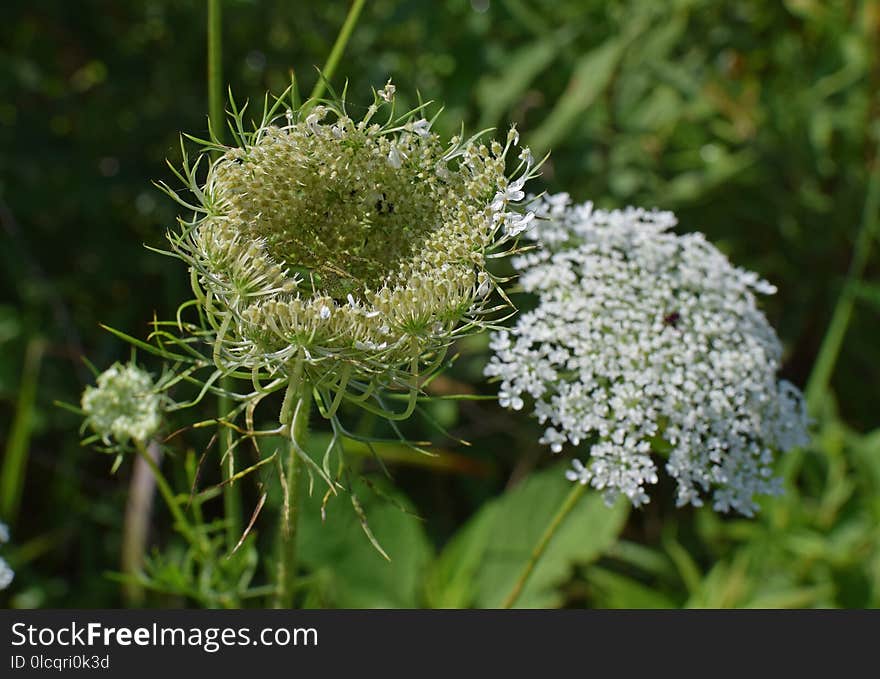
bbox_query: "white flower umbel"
[485,193,810,515]
[164,84,538,412]
[81,363,162,445]
[0,522,13,590]
[0,558,12,591]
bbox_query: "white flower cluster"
[485,193,810,515]
[81,363,162,445]
[0,521,13,591]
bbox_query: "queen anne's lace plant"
[485,193,810,515]
[0,522,13,591]
[81,363,162,445]
[164,82,537,414]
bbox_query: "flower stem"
[121,440,161,606]
[274,384,312,608]
[206,0,242,551]
[207,0,225,143]
[805,130,880,414]
[308,0,367,102]
[134,439,200,552]
[502,481,587,609]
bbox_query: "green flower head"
[81,362,162,445]
[166,82,538,399]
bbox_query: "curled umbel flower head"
[81,362,162,445]
[485,193,810,515]
[167,83,537,404]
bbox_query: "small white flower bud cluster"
[0,522,13,590]
[171,83,539,390]
[81,363,162,445]
[485,193,810,515]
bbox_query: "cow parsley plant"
[485,193,810,515]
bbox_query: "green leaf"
[430,463,628,608]
[583,565,678,608]
[297,477,432,608]
[854,281,880,310]
[743,585,834,609]
[685,556,749,608]
[424,506,494,608]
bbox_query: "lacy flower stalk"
[486,193,810,516]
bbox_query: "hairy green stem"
[805,132,880,414]
[274,384,312,608]
[502,482,587,608]
[308,0,367,102]
[207,0,242,550]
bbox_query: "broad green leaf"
[424,505,494,608]
[297,477,432,608]
[431,463,628,608]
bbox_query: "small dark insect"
[663,311,681,328]
[375,192,394,214]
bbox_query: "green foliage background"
[1,0,879,608]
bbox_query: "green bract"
[167,84,537,408]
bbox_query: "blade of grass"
[0,337,44,523]
[805,128,880,413]
[307,0,366,103]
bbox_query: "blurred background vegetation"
[1,0,879,608]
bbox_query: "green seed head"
[170,85,537,389]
